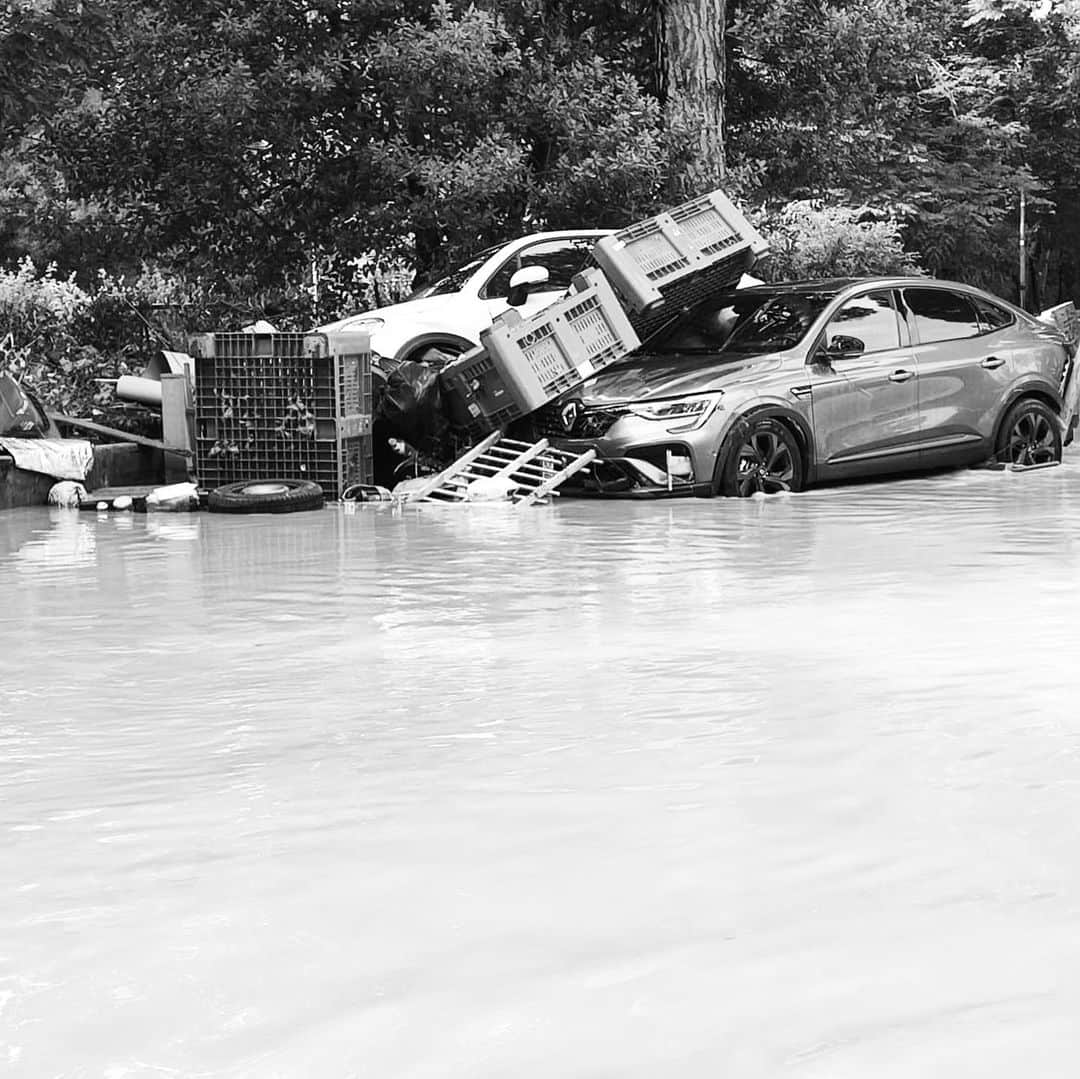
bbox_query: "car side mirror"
[507,265,550,307]
[821,334,866,362]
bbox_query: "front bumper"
[549,437,712,498]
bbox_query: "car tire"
[715,416,805,497]
[413,344,465,366]
[994,397,1062,468]
[207,479,325,514]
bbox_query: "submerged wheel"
[207,479,325,514]
[995,398,1062,468]
[716,417,804,497]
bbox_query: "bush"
[757,201,924,281]
[0,260,199,427]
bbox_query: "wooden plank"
[160,374,195,482]
[48,412,193,457]
[77,485,159,512]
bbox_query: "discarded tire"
[207,479,325,514]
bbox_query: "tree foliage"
[3,0,1080,326]
[757,203,924,280]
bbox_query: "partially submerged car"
[532,277,1073,497]
[320,230,610,369]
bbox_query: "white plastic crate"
[592,189,768,326]
[1041,301,1080,348]
[479,268,640,415]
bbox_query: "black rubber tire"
[994,397,1062,467]
[714,416,805,497]
[207,479,325,514]
[412,344,465,366]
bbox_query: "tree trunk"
[654,0,726,195]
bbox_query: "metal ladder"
[398,432,597,506]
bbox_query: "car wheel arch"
[397,333,477,365]
[711,404,815,491]
[990,383,1063,449]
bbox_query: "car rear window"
[824,290,901,354]
[970,295,1015,332]
[904,287,981,344]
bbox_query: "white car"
[319,230,612,368]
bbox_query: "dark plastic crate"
[624,247,758,341]
[440,346,522,438]
[592,189,768,320]
[191,331,372,500]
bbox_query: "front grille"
[530,400,629,439]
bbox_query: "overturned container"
[441,268,640,438]
[591,188,768,339]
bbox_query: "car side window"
[823,290,901,354]
[971,295,1015,333]
[904,287,981,343]
[481,238,596,299]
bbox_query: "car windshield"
[647,288,840,355]
[408,244,506,299]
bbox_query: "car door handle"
[981,355,1006,369]
[888,369,915,383]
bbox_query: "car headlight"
[345,316,385,331]
[628,392,723,432]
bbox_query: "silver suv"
[540,277,1073,497]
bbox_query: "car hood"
[577,351,785,405]
[317,293,488,340]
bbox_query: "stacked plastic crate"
[190,330,372,499]
[441,187,767,438]
[441,269,639,438]
[591,188,769,339]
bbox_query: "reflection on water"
[4,462,1080,1076]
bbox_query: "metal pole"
[1019,187,1027,311]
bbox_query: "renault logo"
[560,400,582,433]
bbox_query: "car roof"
[738,275,1006,295]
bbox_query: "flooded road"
[3,461,1080,1077]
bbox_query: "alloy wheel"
[734,428,796,495]
[1005,410,1058,467]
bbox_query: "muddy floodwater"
[4,460,1080,1077]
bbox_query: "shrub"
[757,201,924,281]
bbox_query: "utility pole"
[1019,187,1028,311]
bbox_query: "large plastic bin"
[190,331,372,499]
[439,346,519,439]
[592,189,768,338]
[479,268,640,416]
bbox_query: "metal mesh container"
[190,331,372,499]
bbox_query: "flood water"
[3,461,1080,1077]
